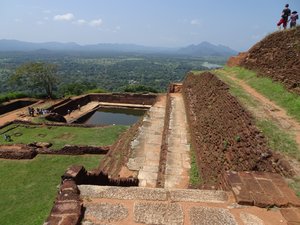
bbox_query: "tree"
[12,62,58,98]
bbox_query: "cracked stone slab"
[84,203,128,222]
[79,185,167,201]
[190,206,237,225]
[134,202,183,225]
[170,189,228,203]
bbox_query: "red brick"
[281,208,300,223]
[60,214,81,225]
[51,201,82,215]
[57,191,80,202]
[60,180,79,194]
[257,179,282,196]
[250,192,273,208]
[252,171,270,179]
[242,178,264,194]
[276,185,300,207]
[231,183,254,206]
[44,215,63,225]
[239,171,255,179]
[225,171,242,184]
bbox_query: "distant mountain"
[0,39,237,57]
[177,41,238,57]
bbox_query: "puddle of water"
[83,107,146,126]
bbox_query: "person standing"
[277,4,291,30]
[290,11,299,28]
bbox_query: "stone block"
[134,202,183,225]
[170,189,228,203]
[85,203,128,222]
[51,201,82,215]
[281,208,300,223]
[60,180,79,194]
[60,214,81,225]
[189,206,237,225]
[231,183,254,206]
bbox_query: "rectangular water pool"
[82,107,146,126]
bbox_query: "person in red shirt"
[277,4,291,30]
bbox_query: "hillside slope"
[230,27,300,94]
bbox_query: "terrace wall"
[52,93,157,116]
[182,72,294,186]
[0,99,37,115]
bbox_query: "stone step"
[78,185,229,203]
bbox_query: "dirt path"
[228,74,300,148]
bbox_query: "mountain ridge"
[0,39,238,57]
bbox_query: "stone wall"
[52,93,157,116]
[182,72,294,186]
[156,92,172,188]
[0,99,37,115]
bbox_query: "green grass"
[0,154,103,225]
[213,69,259,108]
[0,124,128,149]
[256,120,300,160]
[189,146,202,187]
[223,66,300,122]
[288,177,300,197]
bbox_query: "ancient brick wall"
[240,27,300,94]
[182,72,294,186]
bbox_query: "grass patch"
[189,146,202,187]
[224,66,300,122]
[0,124,128,149]
[288,177,300,197]
[256,120,300,160]
[214,69,259,108]
[0,154,102,225]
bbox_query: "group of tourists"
[277,4,298,30]
[28,107,50,117]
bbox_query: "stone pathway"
[164,93,190,188]
[127,95,167,188]
[79,185,292,225]
[64,101,100,123]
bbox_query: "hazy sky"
[1,0,299,51]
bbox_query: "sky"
[0,0,299,51]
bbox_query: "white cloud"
[190,19,201,26]
[53,13,74,21]
[89,19,103,27]
[76,19,86,25]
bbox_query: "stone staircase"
[78,185,298,225]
